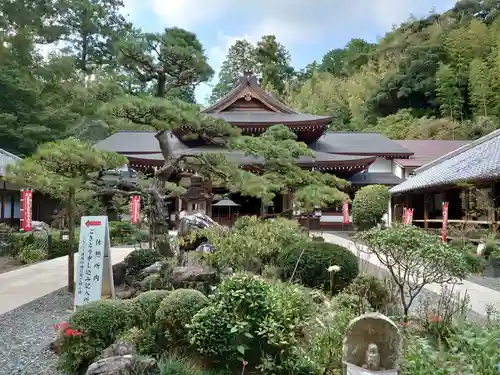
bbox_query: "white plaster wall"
[320,215,353,223]
[368,158,392,173]
[391,162,404,179]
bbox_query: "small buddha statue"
[363,343,380,370]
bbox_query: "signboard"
[130,195,141,224]
[20,189,33,232]
[74,216,114,308]
[343,201,350,224]
[441,202,449,243]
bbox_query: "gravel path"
[0,288,72,375]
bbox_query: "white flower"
[327,265,341,273]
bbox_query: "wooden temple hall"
[389,129,500,239]
[96,73,416,228]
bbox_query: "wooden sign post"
[74,216,115,309]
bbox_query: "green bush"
[277,241,359,294]
[158,357,228,375]
[124,248,163,276]
[109,221,142,245]
[17,242,47,264]
[330,292,372,315]
[345,274,391,310]
[188,274,313,371]
[6,230,79,260]
[48,230,79,259]
[351,185,390,230]
[156,289,208,344]
[141,274,171,291]
[130,290,171,328]
[120,326,164,357]
[58,299,134,372]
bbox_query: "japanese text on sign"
[74,217,107,307]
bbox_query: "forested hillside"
[213,1,500,141]
[2,0,500,158]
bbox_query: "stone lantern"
[182,173,210,215]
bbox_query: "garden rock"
[112,262,127,286]
[102,340,136,358]
[139,261,163,277]
[169,265,217,283]
[85,355,157,375]
[116,286,137,299]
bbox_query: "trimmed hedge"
[351,185,390,231]
[277,241,359,294]
[58,300,133,372]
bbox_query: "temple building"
[97,74,418,228]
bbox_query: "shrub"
[120,327,164,357]
[124,248,163,276]
[188,274,313,371]
[351,185,390,230]
[110,221,142,245]
[156,289,209,344]
[158,356,228,375]
[48,230,79,259]
[355,224,470,319]
[130,290,171,328]
[277,241,359,294]
[58,300,134,372]
[331,292,373,315]
[17,243,47,264]
[345,274,391,310]
[198,216,308,272]
[141,274,171,291]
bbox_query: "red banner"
[441,202,449,243]
[130,195,141,224]
[343,201,350,224]
[20,189,33,232]
[407,208,414,225]
[403,207,408,224]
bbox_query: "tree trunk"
[67,187,75,294]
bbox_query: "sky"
[122,0,458,104]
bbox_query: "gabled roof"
[393,140,470,168]
[390,129,500,194]
[311,132,413,157]
[0,148,22,176]
[201,73,332,125]
[202,73,299,114]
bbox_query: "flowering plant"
[52,321,83,337]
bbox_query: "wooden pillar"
[423,193,429,229]
[492,182,497,233]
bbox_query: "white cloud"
[147,0,458,45]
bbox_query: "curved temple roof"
[201,73,332,127]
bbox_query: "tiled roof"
[206,111,331,124]
[390,129,500,194]
[311,132,413,156]
[0,149,22,176]
[393,140,470,167]
[96,130,409,162]
[349,172,404,186]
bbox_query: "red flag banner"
[343,201,350,224]
[130,195,141,224]
[441,202,449,243]
[407,208,414,225]
[403,207,408,224]
[20,189,33,232]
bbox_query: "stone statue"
[363,343,381,370]
[342,312,402,375]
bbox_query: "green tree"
[351,185,390,230]
[59,0,132,73]
[209,39,257,103]
[468,58,494,116]
[435,62,464,121]
[4,138,127,292]
[118,27,214,99]
[255,35,295,98]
